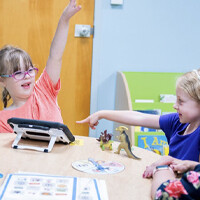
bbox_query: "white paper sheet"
[0,173,109,200]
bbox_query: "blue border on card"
[94,179,101,200]
[0,174,12,199]
[72,177,77,200]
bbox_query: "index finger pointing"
[76,118,89,124]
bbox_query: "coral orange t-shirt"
[0,68,63,133]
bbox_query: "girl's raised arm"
[46,0,81,85]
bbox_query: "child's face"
[2,56,36,104]
[173,87,200,124]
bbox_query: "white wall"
[90,0,200,138]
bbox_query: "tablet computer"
[7,117,75,152]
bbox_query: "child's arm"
[170,159,199,174]
[46,0,81,85]
[143,155,175,179]
[151,159,200,199]
[76,110,160,130]
[151,167,176,199]
[143,156,200,179]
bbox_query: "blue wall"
[89,0,200,137]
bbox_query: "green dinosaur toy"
[115,126,141,160]
[97,130,113,151]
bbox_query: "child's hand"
[143,165,155,179]
[76,112,100,130]
[61,0,81,22]
[143,156,175,179]
[170,160,192,174]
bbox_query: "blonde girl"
[77,69,200,162]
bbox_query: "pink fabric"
[0,69,63,133]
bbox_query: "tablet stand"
[7,118,75,153]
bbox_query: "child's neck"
[184,122,200,135]
[4,100,27,110]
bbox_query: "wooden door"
[0,0,94,136]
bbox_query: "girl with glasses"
[0,0,81,133]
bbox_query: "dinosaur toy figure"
[97,130,113,151]
[115,126,141,160]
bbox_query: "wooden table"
[0,134,161,199]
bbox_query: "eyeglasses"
[0,67,38,80]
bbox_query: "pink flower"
[187,171,200,185]
[164,180,188,198]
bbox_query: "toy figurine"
[97,130,113,151]
[115,126,141,160]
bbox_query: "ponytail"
[2,88,11,108]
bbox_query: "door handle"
[74,24,94,38]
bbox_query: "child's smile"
[21,81,32,89]
[174,86,200,126]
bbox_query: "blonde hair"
[0,45,33,108]
[177,69,200,103]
